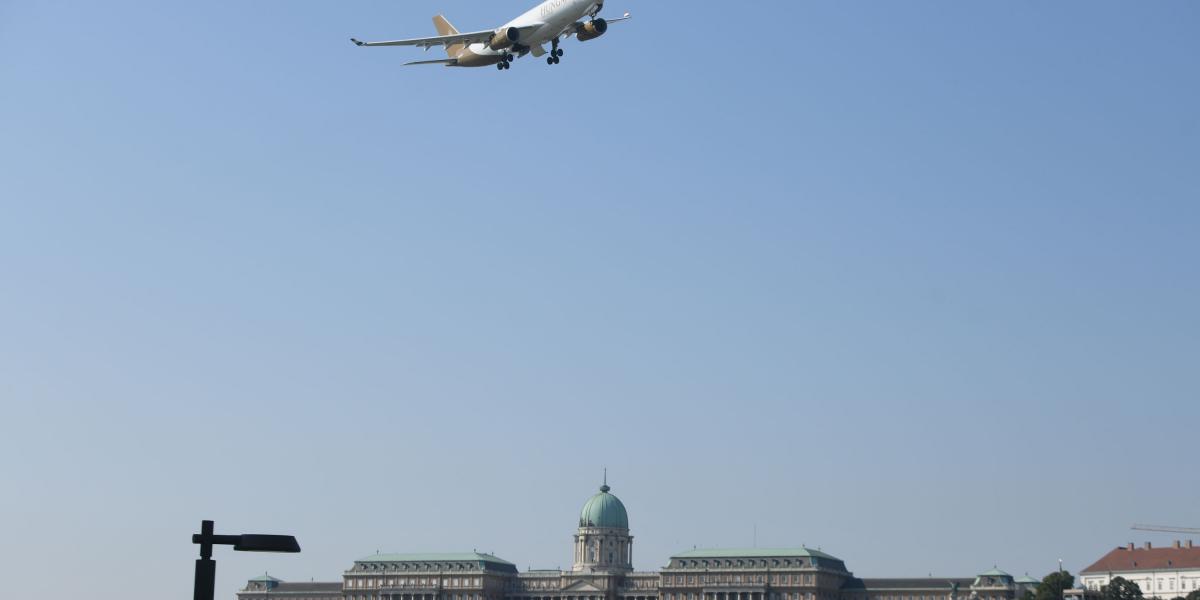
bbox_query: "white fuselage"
[461,0,600,62]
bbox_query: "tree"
[1036,571,1075,600]
[1186,591,1200,600]
[1102,577,1144,600]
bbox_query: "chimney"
[1145,542,1153,550]
[1176,541,1183,549]
[1128,543,1135,551]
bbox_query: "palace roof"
[842,578,975,590]
[353,552,518,573]
[1081,544,1200,573]
[671,548,842,561]
[272,583,344,593]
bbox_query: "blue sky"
[1,1,1197,599]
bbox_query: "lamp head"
[234,535,301,553]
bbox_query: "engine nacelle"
[488,27,520,50]
[576,18,608,42]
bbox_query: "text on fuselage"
[541,0,570,18]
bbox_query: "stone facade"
[238,484,1036,600]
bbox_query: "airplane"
[350,0,631,70]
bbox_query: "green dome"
[579,484,629,529]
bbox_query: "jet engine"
[488,27,521,50]
[575,18,608,42]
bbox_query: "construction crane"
[1132,524,1200,534]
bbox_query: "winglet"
[350,38,364,46]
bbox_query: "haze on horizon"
[0,2,1196,600]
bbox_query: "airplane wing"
[351,24,545,50]
[404,58,459,66]
[351,30,496,50]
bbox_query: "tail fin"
[433,15,464,58]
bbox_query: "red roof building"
[1078,542,1200,599]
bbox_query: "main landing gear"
[496,53,515,70]
[547,39,564,65]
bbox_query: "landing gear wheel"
[555,48,564,57]
[547,56,555,65]
[498,63,505,70]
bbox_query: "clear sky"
[1,1,1197,599]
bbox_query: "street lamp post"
[192,520,301,600]
[1059,559,1065,600]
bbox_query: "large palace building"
[238,483,1037,600]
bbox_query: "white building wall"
[1080,569,1200,600]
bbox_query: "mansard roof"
[350,552,513,571]
[671,548,842,561]
[273,583,344,593]
[842,578,975,591]
[358,552,513,564]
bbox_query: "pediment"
[562,580,604,593]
